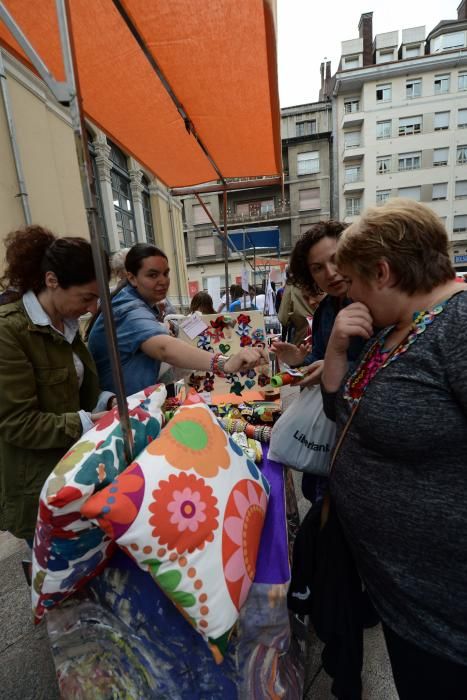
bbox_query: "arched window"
[87,131,109,251]
[142,175,155,244]
[109,139,137,247]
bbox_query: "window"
[376,120,391,139]
[297,151,320,175]
[432,32,465,52]
[406,79,422,98]
[398,115,422,136]
[345,165,362,183]
[299,188,320,210]
[376,190,391,205]
[432,183,448,200]
[296,120,317,137]
[376,84,392,102]
[455,180,467,199]
[398,186,421,201]
[109,140,137,247]
[459,72,467,91]
[193,203,212,225]
[453,215,467,232]
[344,55,360,68]
[376,156,391,174]
[345,197,361,216]
[196,236,216,257]
[458,109,467,128]
[87,132,109,252]
[379,49,394,63]
[398,151,421,171]
[344,130,361,148]
[434,74,450,94]
[235,200,274,218]
[344,99,360,113]
[457,145,467,164]
[433,148,449,166]
[434,112,450,130]
[141,176,155,244]
[405,44,421,58]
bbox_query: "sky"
[277,0,462,107]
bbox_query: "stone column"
[148,179,189,310]
[128,159,146,243]
[92,132,120,252]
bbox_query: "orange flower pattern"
[147,406,230,478]
[149,472,219,553]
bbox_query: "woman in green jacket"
[0,226,112,541]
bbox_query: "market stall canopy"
[0,0,282,190]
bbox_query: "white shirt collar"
[23,290,79,344]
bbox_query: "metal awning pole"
[222,191,229,308]
[57,0,134,462]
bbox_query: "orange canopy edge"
[0,0,283,191]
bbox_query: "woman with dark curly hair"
[273,220,366,387]
[0,226,113,542]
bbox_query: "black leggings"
[383,623,467,700]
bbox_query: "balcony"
[342,142,365,161]
[342,102,364,128]
[226,198,290,225]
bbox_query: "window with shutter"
[399,115,422,136]
[453,215,467,232]
[195,237,215,257]
[344,131,361,147]
[433,148,449,166]
[455,181,467,199]
[398,186,421,201]
[432,183,448,200]
[193,204,212,225]
[297,151,320,175]
[458,109,467,128]
[434,112,450,130]
[299,188,320,210]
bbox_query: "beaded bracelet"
[210,352,230,377]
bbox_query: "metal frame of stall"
[0,0,283,462]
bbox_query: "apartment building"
[334,3,467,270]
[181,82,332,298]
[0,47,188,306]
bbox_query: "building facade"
[0,48,188,307]
[334,4,467,270]
[181,94,333,299]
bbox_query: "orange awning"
[0,0,282,190]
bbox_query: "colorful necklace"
[343,300,448,405]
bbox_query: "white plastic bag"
[268,386,336,475]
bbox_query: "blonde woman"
[322,200,467,699]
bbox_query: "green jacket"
[0,300,100,539]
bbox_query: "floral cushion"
[32,385,166,622]
[81,398,270,661]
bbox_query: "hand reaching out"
[270,339,311,367]
[224,347,270,374]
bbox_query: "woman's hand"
[270,339,311,367]
[328,303,374,355]
[298,360,324,388]
[224,347,270,374]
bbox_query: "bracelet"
[210,352,230,377]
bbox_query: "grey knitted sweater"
[324,290,467,665]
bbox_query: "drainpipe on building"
[0,50,32,225]
[331,82,340,219]
[168,196,185,311]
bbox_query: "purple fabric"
[254,446,290,584]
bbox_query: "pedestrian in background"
[190,291,216,314]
